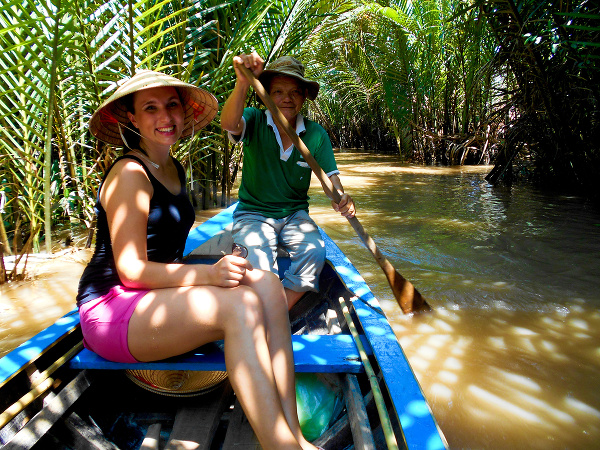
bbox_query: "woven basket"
[126,369,228,397]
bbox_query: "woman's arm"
[102,160,250,290]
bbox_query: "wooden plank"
[1,342,84,429]
[1,376,54,429]
[314,386,380,450]
[289,291,326,327]
[164,381,234,450]
[342,374,375,450]
[2,370,94,450]
[40,432,70,450]
[140,423,161,450]
[321,231,448,450]
[69,335,370,373]
[312,412,352,450]
[326,309,342,334]
[0,310,80,388]
[0,410,28,446]
[56,411,120,450]
[221,399,260,450]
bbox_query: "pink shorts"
[78,286,149,363]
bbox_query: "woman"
[78,70,320,450]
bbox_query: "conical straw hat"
[89,70,218,146]
[125,369,228,397]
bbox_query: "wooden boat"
[0,204,447,450]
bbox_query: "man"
[221,52,355,309]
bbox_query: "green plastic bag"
[295,373,338,441]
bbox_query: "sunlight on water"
[309,152,600,449]
[386,305,600,448]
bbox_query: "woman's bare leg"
[126,280,312,449]
[242,269,314,447]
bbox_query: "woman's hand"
[209,255,253,287]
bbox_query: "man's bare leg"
[285,288,306,310]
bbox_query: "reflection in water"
[308,153,600,449]
[2,152,599,448]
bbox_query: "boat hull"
[0,205,446,450]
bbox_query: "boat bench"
[69,334,370,374]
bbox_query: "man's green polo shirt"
[233,107,338,219]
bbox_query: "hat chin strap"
[117,122,154,150]
[118,122,133,149]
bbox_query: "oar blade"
[390,270,431,314]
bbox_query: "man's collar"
[265,110,306,135]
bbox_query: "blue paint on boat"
[70,334,370,374]
[319,227,447,450]
[183,203,237,256]
[0,310,79,387]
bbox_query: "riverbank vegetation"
[1,0,598,281]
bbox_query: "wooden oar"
[237,64,431,314]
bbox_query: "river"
[1,151,599,449]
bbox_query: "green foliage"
[0,0,597,259]
[301,0,497,161]
[0,0,346,254]
[482,0,600,193]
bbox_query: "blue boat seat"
[69,334,370,374]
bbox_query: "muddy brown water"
[1,151,599,448]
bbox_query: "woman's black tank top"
[76,155,195,306]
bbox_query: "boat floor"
[34,368,382,450]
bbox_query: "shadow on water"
[391,307,600,449]
[310,152,600,449]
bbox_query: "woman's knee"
[228,285,265,328]
[245,268,281,289]
[260,268,283,286]
[243,269,288,314]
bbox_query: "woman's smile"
[157,125,176,135]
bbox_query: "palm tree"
[482,0,600,192]
[1,0,224,256]
[300,0,497,163]
[4,0,594,273]
[0,0,352,261]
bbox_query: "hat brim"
[258,70,320,101]
[89,70,219,146]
